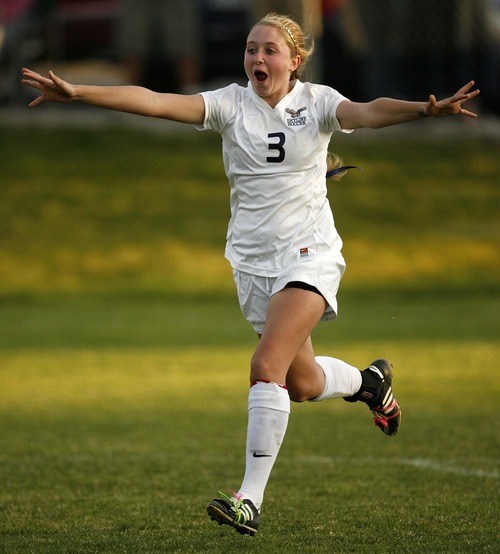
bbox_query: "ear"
[290,54,301,73]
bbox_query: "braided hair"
[254,13,315,81]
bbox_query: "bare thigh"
[250,287,327,388]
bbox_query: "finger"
[460,108,478,118]
[22,68,44,82]
[458,80,475,94]
[447,91,477,107]
[48,70,63,86]
[454,89,480,106]
[21,79,40,90]
[450,93,471,104]
[28,96,44,107]
[23,71,53,88]
[467,88,480,99]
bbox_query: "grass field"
[1,123,499,553]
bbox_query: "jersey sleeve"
[194,83,243,134]
[318,86,353,134]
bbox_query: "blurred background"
[1,0,499,112]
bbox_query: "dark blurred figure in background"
[116,0,200,93]
[319,0,499,113]
[0,0,51,104]
[4,0,498,113]
[399,1,484,97]
[483,0,500,114]
[250,0,303,22]
[320,0,362,99]
[397,0,499,113]
[322,0,406,101]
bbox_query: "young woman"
[22,12,479,537]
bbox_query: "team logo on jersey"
[285,106,307,126]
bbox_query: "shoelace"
[372,400,400,429]
[219,490,252,525]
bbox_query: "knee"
[250,353,277,383]
[286,380,313,403]
[287,388,309,403]
[250,355,318,402]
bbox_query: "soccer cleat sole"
[207,503,258,536]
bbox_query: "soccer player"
[22,12,479,537]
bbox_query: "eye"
[246,47,256,55]
[265,48,276,55]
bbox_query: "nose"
[254,48,264,64]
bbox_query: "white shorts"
[233,254,346,334]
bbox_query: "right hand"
[423,81,479,118]
[22,68,76,107]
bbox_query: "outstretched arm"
[22,68,205,125]
[337,81,480,130]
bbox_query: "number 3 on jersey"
[267,132,285,163]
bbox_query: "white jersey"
[196,80,352,277]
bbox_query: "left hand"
[424,81,480,118]
[22,68,76,107]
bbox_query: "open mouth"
[254,70,268,82]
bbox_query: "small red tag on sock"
[250,379,287,389]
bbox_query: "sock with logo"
[236,381,290,510]
[310,356,362,402]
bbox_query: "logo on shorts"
[300,247,309,257]
[286,106,307,126]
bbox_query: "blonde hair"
[326,152,346,181]
[254,13,315,80]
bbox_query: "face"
[244,24,300,107]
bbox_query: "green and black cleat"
[207,492,260,536]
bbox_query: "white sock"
[237,381,290,510]
[310,357,362,402]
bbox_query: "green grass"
[1,340,498,553]
[1,127,498,293]
[0,125,499,552]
